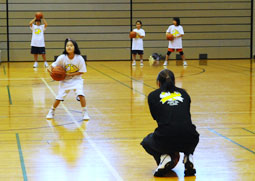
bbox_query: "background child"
[46,38,89,120]
[132,20,145,66]
[141,69,199,177]
[29,17,48,68]
[164,17,187,66]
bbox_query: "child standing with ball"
[164,17,187,66]
[46,38,90,120]
[29,14,48,68]
[131,20,145,66]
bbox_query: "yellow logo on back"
[160,91,184,106]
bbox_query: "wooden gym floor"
[0,60,254,181]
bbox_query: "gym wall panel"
[2,0,253,61]
[0,0,7,61]
[7,0,130,61]
[132,0,252,59]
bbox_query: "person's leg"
[46,99,61,119]
[163,50,172,66]
[33,54,38,68]
[141,133,161,165]
[132,53,137,66]
[79,95,90,120]
[47,89,68,119]
[139,52,144,66]
[179,51,187,66]
[183,136,199,176]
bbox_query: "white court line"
[41,78,123,181]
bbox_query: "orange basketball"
[168,152,180,169]
[129,31,137,38]
[35,12,43,20]
[166,34,174,41]
[50,66,66,81]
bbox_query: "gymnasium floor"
[0,60,254,181]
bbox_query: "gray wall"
[133,0,251,60]
[0,0,7,61]
[0,0,253,61]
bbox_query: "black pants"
[141,133,199,165]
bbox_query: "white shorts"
[56,78,85,101]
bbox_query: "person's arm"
[166,26,171,35]
[66,72,84,76]
[148,93,158,120]
[175,34,184,38]
[29,18,36,27]
[42,18,48,28]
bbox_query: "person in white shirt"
[132,20,145,66]
[164,17,187,66]
[29,17,48,68]
[46,38,90,120]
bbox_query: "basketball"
[129,31,137,38]
[50,66,66,81]
[35,12,43,20]
[166,34,174,41]
[169,152,180,169]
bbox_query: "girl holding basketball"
[132,20,145,66]
[46,38,90,120]
[29,16,48,68]
[141,69,199,177]
[164,17,187,66]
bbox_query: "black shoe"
[154,154,171,177]
[183,154,196,176]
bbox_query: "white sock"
[140,60,143,62]
[82,107,87,112]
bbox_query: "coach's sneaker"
[154,154,171,177]
[33,62,38,68]
[183,61,188,66]
[163,61,168,66]
[46,108,55,119]
[132,61,136,66]
[183,154,196,176]
[82,110,90,120]
[44,61,49,67]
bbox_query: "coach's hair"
[157,69,176,93]
[173,17,180,26]
[63,38,81,55]
[136,20,143,26]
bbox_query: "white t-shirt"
[52,54,87,90]
[30,24,46,47]
[166,25,184,49]
[132,28,145,50]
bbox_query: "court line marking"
[41,78,123,181]
[88,65,147,96]
[16,133,28,181]
[242,128,255,134]
[208,128,255,154]
[3,65,6,75]
[101,63,205,89]
[6,85,12,105]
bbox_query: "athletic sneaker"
[140,61,144,66]
[83,110,90,120]
[46,109,55,119]
[183,154,196,176]
[183,61,188,66]
[44,61,49,67]
[33,62,38,68]
[163,61,168,66]
[132,61,136,66]
[154,154,171,177]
